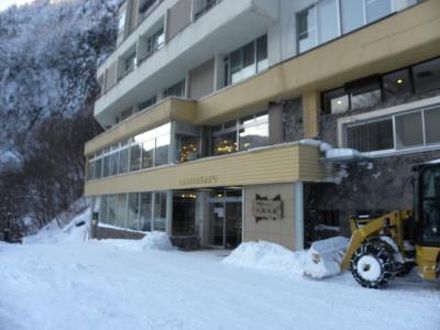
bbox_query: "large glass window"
[130,143,142,171]
[109,151,119,176]
[297,6,317,53]
[154,192,167,231]
[225,35,268,86]
[395,112,423,149]
[317,0,339,44]
[127,193,140,231]
[239,113,269,151]
[119,147,129,174]
[341,0,364,33]
[140,192,153,231]
[298,0,417,54]
[413,58,440,94]
[350,79,382,110]
[102,154,110,177]
[176,135,199,163]
[323,88,350,114]
[383,69,412,102]
[346,105,440,153]
[347,119,394,152]
[138,96,157,112]
[141,139,155,169]
[212,130,238,156]
[115,194,127,228]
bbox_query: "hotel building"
[84,0,440,250]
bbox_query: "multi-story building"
[84,0,440,250]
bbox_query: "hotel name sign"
[179,175,220,186]
[253,194,284,222]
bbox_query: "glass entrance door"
[208,189,242,248]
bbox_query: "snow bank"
[23,208,91,244]
[223,241,306,276]
[140,231,174,251]
[224,238,349,279]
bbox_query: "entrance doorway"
[208,189,242,249]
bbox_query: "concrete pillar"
[166,190,173,236]
[294,182,304,251]
[303,90,320,139]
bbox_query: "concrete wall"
[243,183,296,250]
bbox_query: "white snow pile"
[223,241,307,276]
[224,237,349,279]
[23,208,91,244]
[139,231,174,251]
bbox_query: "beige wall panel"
[189,59,215,100]
[84,144,324,196]
[303,91,320,139]
[85,98,197,155]
[167,0,192,41]
[243,183,296,251]
[196,1,440,125]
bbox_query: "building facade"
[84,0,440,250]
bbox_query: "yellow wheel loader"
[340,162,440,288]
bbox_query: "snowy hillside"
[0,0,120,233]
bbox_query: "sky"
[0,0,34,12]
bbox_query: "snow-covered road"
[0,240,439,330]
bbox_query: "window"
[345,105,440,153]
[239,113,269,151]
[322,57,440,115]
[297,6,317,53]
[130,143,142,171]
[119,147,129,174]
[140,192,153,231]
[413,58,440,94]
[383,69,412,102]
[155,135,170,166]
[425,107,440,144]
[349,77,382,110]
[122,51,136,76]
[298,0,417,54]
[365,0,391,23]
[347,119,394,152]
[127,193,140,230]
[211,112,269,155]
[194,0,219,20]
[141,139,155,169]
[154,192,167,231]
[109,151,119,176]
[164,80,186,98]
[117,5,127,37]
[225,35,268,86]
[395,112,423,148]
[341,0,364,33]
[317,0,339,44]
[139,0,156,14]
[323,88,350,114]
[256,35,268,72]
[176,135,199,163]
[138,96,157,111]
[146,28,165,56]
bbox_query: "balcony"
[94,0,279,128]
[84,143,324,196]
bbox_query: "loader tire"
[350,239,395,289]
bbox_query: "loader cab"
[416,163,440,247]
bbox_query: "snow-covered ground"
[1,226,439,329]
